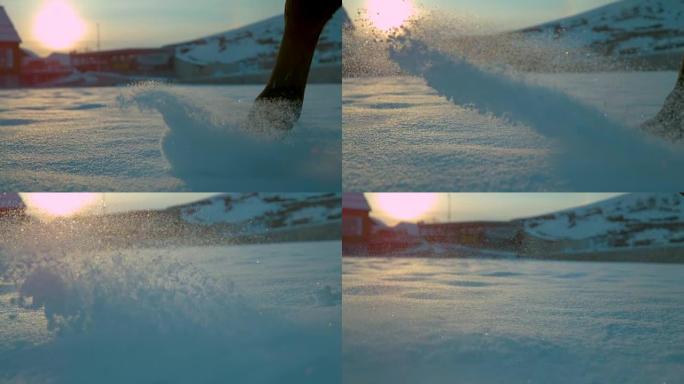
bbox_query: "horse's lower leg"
[252,0,341,130]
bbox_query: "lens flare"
[33,0,87,51]
[366,0,415,32]
[370,193,439,222]
[22,193,100,218]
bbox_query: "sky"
[1,0,620,56]
[346,0,617,31]
[366,193,624,226]
[2,0,286,56]
[20,193,219,218]
[97,193,219,213]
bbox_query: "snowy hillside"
[521,0,684,63]
[177,193,341,233]
[170,9,348,79]
[522,193,684,247]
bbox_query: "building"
[21,53,74,86]
[419,221,523,250]
[0,6,21,86]
[0,193,25,219]
[342,192,372,255]
[368,222,421,255]
[70,48,174,75]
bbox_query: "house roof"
[343,192,370,211]
[0,7,21,43]
[0,193,25,210]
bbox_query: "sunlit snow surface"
[343,72,682,191]
[0,84,341,191]
[343,257,684,384]
[0,241,341,384]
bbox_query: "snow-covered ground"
[343,257,684,384]
[343,71,682,191]
[0,83,340,191]
[0,241,341,384]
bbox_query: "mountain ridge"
[519,0,684,69]
[168,9,348,82]
[520,193,684,248]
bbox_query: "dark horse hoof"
[642,56,684,141]
[248,97,302,131]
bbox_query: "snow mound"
[523,193,684,247]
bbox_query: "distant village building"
[21,53,74,85]
[369,222,421,255]
[70,48,174,75]
[419,221,523,250]
[342,192,372,255]
[0,193,26,219]
[0,6,21,86]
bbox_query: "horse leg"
[251,0,341,130]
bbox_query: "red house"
[0,6,21,85]
[342,193,372,255]
[0,193,25,219]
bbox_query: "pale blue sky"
[345,0,617,31]
[367,193,624,225]
[2,0,285,55]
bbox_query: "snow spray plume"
[385,17,684,190]
[116,82,340,191]
[345,9,623,77]
[0,219,335,384]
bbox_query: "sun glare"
[22,193,100,219]
[372,193,439,222]
[33,0,87,51]
[366,0,415,32]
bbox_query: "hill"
[520,0,684,70]
[168,9,348,83]
[521,193,684,249]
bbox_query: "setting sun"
[33,0,87,51]
[366,0,415,32]
[22,193,100,219]
[370,193,438,222]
